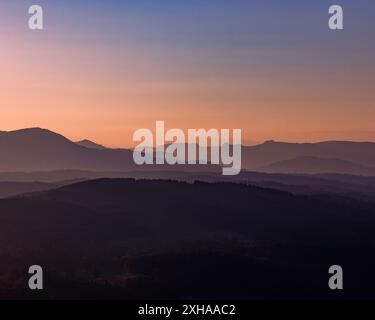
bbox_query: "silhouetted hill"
[75,139,107,150]
[171,171,375,201]
[258,156,375,175]
[0,128,134,171]
[0,181,59,198]
[0,170,114,183]
[0,128,218,172]
[1,179,375,299]
[2,128,375,175]
[2,169,375,201]
[242,140,375,172]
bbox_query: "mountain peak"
[2,127,61,136]
[0,127,74,143]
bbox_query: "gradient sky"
[1,0,374,147]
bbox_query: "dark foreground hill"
[0,179,375,299]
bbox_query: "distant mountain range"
[1,128,375,175]
[0,128,217,173]
[258,156,375,175]
[243,140,375,173]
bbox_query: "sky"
[1,0,374,147]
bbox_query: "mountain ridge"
[258,156,375,175]
[75,139,107,150]
[1,127,375,174]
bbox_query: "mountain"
[242,140,375,171]
[0,181,59,198]
[0,170,129,183]
[0,128,133,172]
[1,169,375,202]
[0,128,218,172]
[2,178,375,299]
[258,156,375,175]
[169,170,375,201]
[75,139,107,150]
[2,128,375,175]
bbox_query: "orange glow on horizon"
[1,4,374,148]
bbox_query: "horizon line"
[2,126,375,149]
